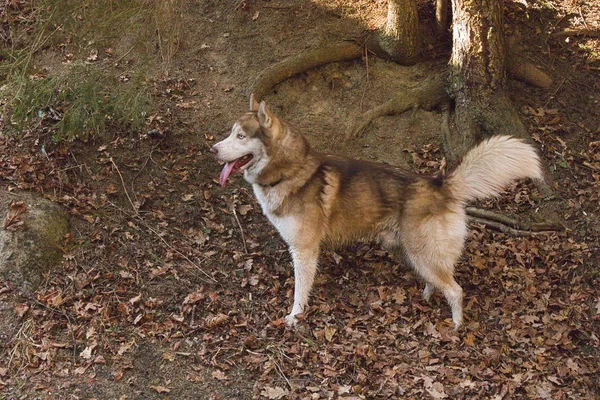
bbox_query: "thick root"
[507,53,552,88]
[251,41,363,101]
[348,73,449,138]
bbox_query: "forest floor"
[1,0,599,399]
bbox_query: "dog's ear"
[249,93,259,112]
[257,101,273,129]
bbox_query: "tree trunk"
[436,0,449,36]
[376,0,420,64]
[447,0,528,159]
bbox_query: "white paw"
[423,283,435,302]
[284,313,298,327]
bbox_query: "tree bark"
[447,0,526,158]
[376,0,420,64]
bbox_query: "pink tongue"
[219,162,236,187]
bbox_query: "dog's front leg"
[285,245,319,327]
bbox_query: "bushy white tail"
[447,136,543,203]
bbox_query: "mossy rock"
[0,191,69,290]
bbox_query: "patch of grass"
[0,0,185,140]
[2,64,152,141]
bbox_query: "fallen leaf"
[14,303,29,318]
[212,369,227,381]
[422,376,448,399]
[80,340,97,359]
[206,313,229,329]
[260,386,289,399]
[393,288,406,304]
[2,201,27,231]
[117,339,135,356]
[150,385,171,393]
[463,332,476,347]
[324,327,337,342]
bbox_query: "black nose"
[210,146,218,154]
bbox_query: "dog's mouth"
[219,154,254,187]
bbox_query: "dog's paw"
[422,283,435,302]
[284,314,298,327]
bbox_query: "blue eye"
[237,134,245,139]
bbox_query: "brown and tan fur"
[211,97,543,329]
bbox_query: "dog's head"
[211,95,282,187]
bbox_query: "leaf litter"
[1,1,600,399]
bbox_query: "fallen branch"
[251,41,363,101]
[468,217,557,237]
[552,28,600,38]
[466,207,563,236]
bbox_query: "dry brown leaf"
[14,303,29,318]
[2,201,27,231]
[212,370,227,381]
[463,332,476,347]
[260,386,289,399]
[80,340,97,359]
[150,385,171,393]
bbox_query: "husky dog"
[211,96,543,329]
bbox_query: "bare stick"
[231,205,248,254]
[468,217,557,237]
[552,28,600,38]
[110,157,138,214]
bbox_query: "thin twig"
[107,201,217,283]
[543,77,567,109]
[273,359,292,390]
[110,157,138,214]
[231,205,248,254]
[359,43,370,111]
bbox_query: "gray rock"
[0,191,69,290]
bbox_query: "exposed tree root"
[507,41,553,88]
[347,73,449,138]
[507,57,552,88]
[251,41,363,102]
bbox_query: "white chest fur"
[252,184,298,246]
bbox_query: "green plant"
[0,0,184,140]
[2,64,152,141]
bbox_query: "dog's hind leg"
[400,211,468,329]
[285,245,320,326]
[408,254,464,329]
